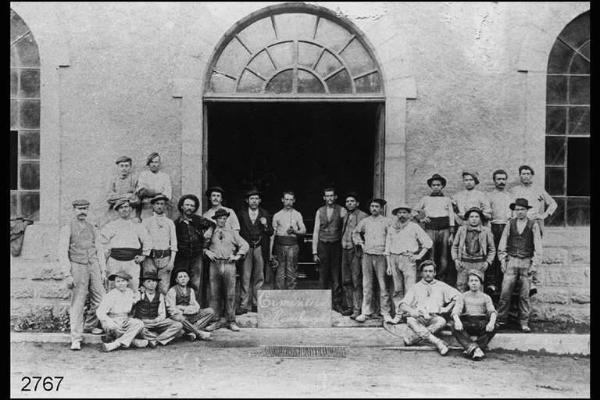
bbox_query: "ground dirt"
[11,341,589,398]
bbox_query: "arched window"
[10,9,41,221]
[205,7,382,97]
[545,11,589,226]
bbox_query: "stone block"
[36,282,71,300]
[538,266,590,287]
[570,247,590,264]
[541,248,568,265]
[535,291,569,305]
[11,286,34,299]
[543,228,590,248]
[571,293,590,304]
[31,264,66,281]
[531,303,590,325]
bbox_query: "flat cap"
[113,198,130,210]
[72,199,90,207]
[392,204,412,215]
[369,198,387,207]
[150,194,169,204]
[115,156,132,165]
[461,170,480,185]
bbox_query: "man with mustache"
[59,199,107,350]
[451,171,492,225]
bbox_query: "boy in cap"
[58,199,106,350]
[340,191,368,319]
[96,271,147,352]
[451,208,496,292]
[105,156,140,223]
[312,187,348,314]
[451,171,492,225]
[204,208,249,331]
[238,188,273,312]
[166,270,214,341]
[203,186,240,231]
[134,271,184,347]
[269,191,307,290]
[413,174,455,283]
[142,194,178,295]
[136,152,172,220]
[451,269,497,360]
[385,204,432,324]
[99,198,152,291]
[496,198,543,332]
[352,198,393,323]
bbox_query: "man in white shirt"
[202,186,240,231]
[136,152,173,220]
[452,171,492,225]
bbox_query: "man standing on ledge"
[312,187,348,315]
[270,191,306,290]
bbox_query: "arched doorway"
[203,3,385,281]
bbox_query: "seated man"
[166,270,215,341]
[96,271,147,352]
[399,260,460,355]
[450,269,497,361]
[134,272,184,347]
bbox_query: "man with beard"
[59,199,106,350]
[384,204,432,324]
[173,194,215,305]
[486,169,514,296]
[452,171,492,225]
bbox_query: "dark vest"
[68,220,98,265]
[507,219,535,258]
[240,208,264,244]
[175,287,191,306]
[134,292,161,319]
[318,205,343,242]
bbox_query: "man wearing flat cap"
[58,199,107,350]
[451,269,497,361]
[496,198,543,332]
[238,188,273,313]
[451,170,492,226]
[340,191,368,319]
[136,152,172,221]
[413,174,455,283]
[352,198,393,323]
[142,194,178,295]
[384,204,433,324]
[203,186,240,231]
[99,198,152,291]
[105,155,140,224]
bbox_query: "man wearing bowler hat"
[496,198,542,332]
[100,198,152,291]
[451,207,496,292]
[58,199,106,350]
[413,174,455,283]
[385,204,432,324]
[452,170,492,225]
[203,186,240,231]
[142,194,178,295]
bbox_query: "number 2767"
[21,376,63,391]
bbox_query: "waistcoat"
[175,287,191,306]
[68,220,98,265]
[507,219,535,258]
[134,292,161,319]
[318,205,343,242]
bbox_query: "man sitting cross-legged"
[399,260,460,355]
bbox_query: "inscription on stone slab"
[257,290,332,328]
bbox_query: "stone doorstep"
[10,328,589,356]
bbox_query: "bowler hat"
[462,170,480,185]
[392,204,412,215]
[245,187,261,198]
[510,198,533,210]
[113,198,130,210]
[464,207,486,221]
[72,199,90,207]
[141,271,160,282]
[205,186,225,198]
[345,191,360,201]
[370,198,387,207]
[115,156,132,165]
[150,194,169,204]
[426,173,447,188]
[212,208,230,219]
[108,270,132,281]
[467,269,484,283]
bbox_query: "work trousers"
[456,260,488,292]
[489,224,506,292]
[389,254,417,314]
[361,254,391,317]
[139,318,184,345]
[426,228,451,282]
[341,247,363,314]
[107,257,140,290]
[497,256,532,323]
[274,244,299,290]
[450,315,496,355]
[241,246,265,310]
[143,255,173,295]
[317,241,343,308]
[209,260,237,323]
[405,315,447,344]
[101,317,144,348]
[173,253,204,305]
[170,308,216,337]
[69,261,105,343]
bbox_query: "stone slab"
[257,290,332,328]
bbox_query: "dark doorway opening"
[206,102,381,281]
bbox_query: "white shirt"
[136,170,172,201]
[203,206,240,231]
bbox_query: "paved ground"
[11,337,589,398]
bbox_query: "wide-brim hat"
[150,194,169,204]
[212,208,230,219]
[510,198,533,210]
[115,156,132,165]
[108,270,132,281]
[141,272,160,282]
[427,173,447,188]
[467,269,484,283]
[369,198,387,207]
[392,204,412,215]
[205,186,225,197]
[72,199,90,207]
[464,207,486,221]
[114,198,130,210]
[462,170,480,185]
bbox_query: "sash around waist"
[109,247,141,261]
[274,235,298,246]
[424,216,451,230]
